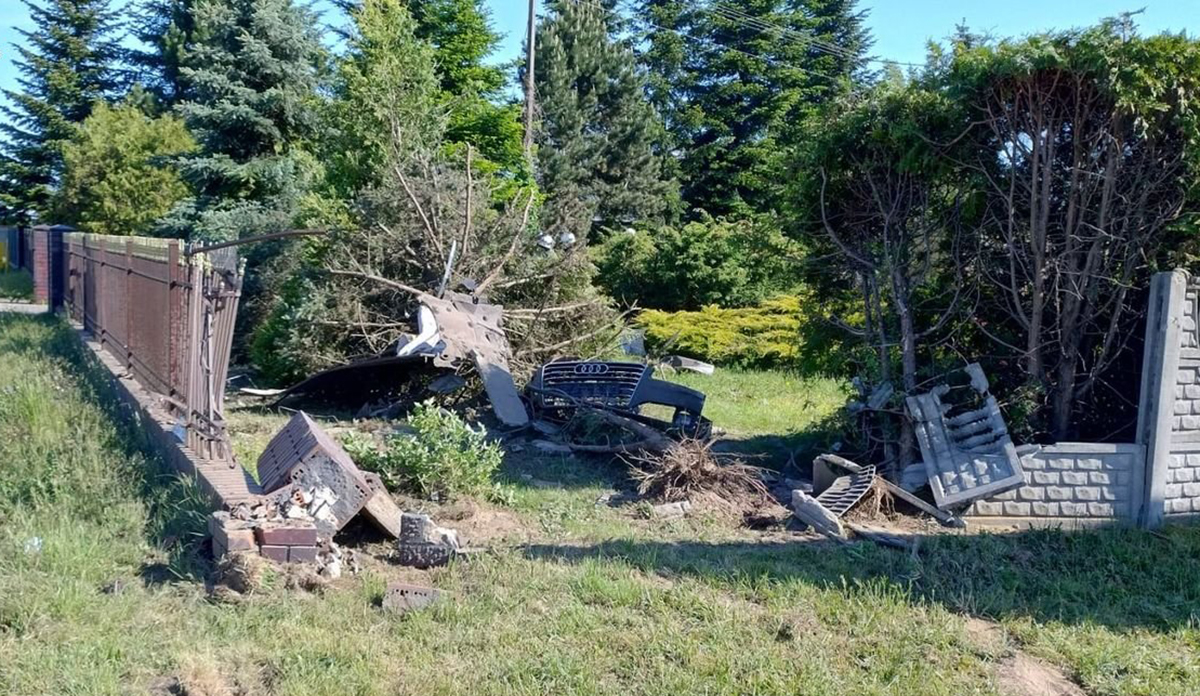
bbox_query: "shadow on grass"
[523,523,1200,633]
[1,314,216,582]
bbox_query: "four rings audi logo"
[573,363,610,375]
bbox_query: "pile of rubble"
[789,364,1027,547]
[208,411,465,609]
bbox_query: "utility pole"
[523,0,537,169]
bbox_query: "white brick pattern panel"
[967,444,1141,519]
[1165,452,1200,514]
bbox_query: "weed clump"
[343,401,502,500]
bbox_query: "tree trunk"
[892,267,917,467]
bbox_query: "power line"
[705,2,861,63]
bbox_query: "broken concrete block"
[256,412,374,535]
[791,490,844,538]
[381,582,443,615]
[396,513,460,569]
[906,364,1025,509]
[357,471,402,538]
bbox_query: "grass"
[3,315,1200,695]
[0,268,34,300]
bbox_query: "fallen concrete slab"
[907,364,1025,509]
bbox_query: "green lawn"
[3,314,1200,695]
[0,268,34,300]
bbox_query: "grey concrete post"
[1136,270,1186,528]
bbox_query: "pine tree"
[410,0,524,172]
[131,0,197,106]
[636,0,871,216]
[536,0,676,241]
[321,0,441,199]
[162,0,322,241]
[336,0,524,173]
[0,0,120,221]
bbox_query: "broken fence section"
[64,232,242,463]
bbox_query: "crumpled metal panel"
[419,291,528,427]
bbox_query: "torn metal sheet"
[262,354,445,407]
[419,291,528,428]
[906,363,1025,509]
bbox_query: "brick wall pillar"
[28,224,71,307]
[30,226,50,303]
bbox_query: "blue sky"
[0,1,1197,108]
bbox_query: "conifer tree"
[636,0,871,216]
[131,0,197,106]
[162,0,322,241]
[0,0,120,221]
[536,0,676,241]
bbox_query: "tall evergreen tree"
[0,0,120,221]
[636,0,871,216]
[536,0,676,241]
[337,0,523,172]
[162,0,322,241]
[130,0,197,107]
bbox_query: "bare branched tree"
[963,54,1194,438]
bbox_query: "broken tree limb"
[566,407,674,454]
[327,269,424,297]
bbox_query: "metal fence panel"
[64,232,242,463]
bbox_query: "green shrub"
[342,401,502,500]
[594,213,798,311]
[637,294,861,374]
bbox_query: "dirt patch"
[997,653,1087,696]
[961,616,1085,696]
[438,500,533,545]
[963,616,1007,655]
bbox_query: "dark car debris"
[527,359,711,438]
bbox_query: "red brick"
[210,513,256,552]
[288,546,318,564]
[224,528,256,552]
[254,523,318,547]
[259,545,289,563]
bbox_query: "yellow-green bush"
[637,295,860,374]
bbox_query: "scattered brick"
[259,545,289,563]
[255,522,318,547]
[288,546,319,564]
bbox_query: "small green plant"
[343,401,503,500]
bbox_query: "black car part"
[528,360,709,436]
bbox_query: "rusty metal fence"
[64,233,243,462]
